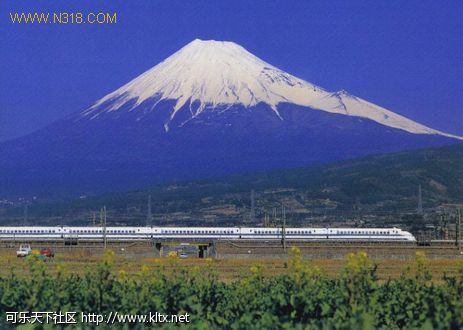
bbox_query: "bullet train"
[0,226,416,241]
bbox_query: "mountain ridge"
[80,39,460,139]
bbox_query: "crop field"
[0,248,463,328]
[0,247,462,282]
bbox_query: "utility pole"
[442,213,449,240]
[281,205,286,252]
[103,206,107,250]
[250,190,255,223]
[147,194,153,227]
[456,209,461,249]
[438,214,445,240]
[23,204,28,225]
[417,184,423,215]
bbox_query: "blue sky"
[0,0,461,141]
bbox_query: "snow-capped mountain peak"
[82,39,461,140]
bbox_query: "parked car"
[16,244,32,257]
[40,247,55,258]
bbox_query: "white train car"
[0,226,416,242]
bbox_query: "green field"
[1,249,462,328]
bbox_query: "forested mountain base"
[2,144,462,231]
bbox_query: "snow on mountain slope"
[81,39,461,140]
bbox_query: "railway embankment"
[1,239,462,260]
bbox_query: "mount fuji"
[1,39,461,196]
